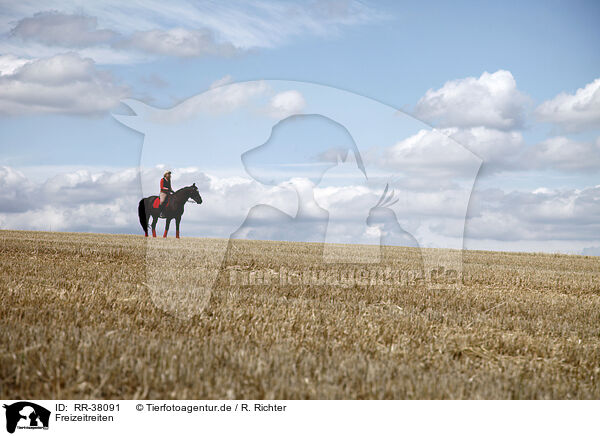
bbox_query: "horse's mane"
[174,185,194,194]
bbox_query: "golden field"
[1,229,599,399]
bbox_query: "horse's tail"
[138,199,147,235]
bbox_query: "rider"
[159,170,174,217]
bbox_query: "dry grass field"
[1,229,599,399]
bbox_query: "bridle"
[184,186,202,204]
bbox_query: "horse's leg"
[175,216,181,239]
[164,218,171,238]
[151,214,157,238]
[145,208,150,237]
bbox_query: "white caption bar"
[0,400,597,436]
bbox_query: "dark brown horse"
[138,184,203,238]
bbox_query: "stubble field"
[1,230,599,399]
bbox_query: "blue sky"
[0,0,599,254]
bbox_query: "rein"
[176,187,200,204]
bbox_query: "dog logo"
[115,80,481,318]
[3,402,50,434]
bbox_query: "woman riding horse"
[159,170,175,218]
[138,183,203,238]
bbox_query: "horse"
[138,183,203,238]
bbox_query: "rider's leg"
[159,192,167,217]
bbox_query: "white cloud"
[0,166,36,212]
[10,11,118,47]
[535,78,600,132]
[267,90,306,119]
[0,53,128,115]
[466,186,600,242]
[414,127,598,175]
[383,129,482,178]
[0,1,384,64]
[414,70,530,130]
[524,136,600,172]
[117,28,239,57]
[0,39,150,65]
[0,165,295,236]
[134,83,306,129]
[150,81,269,122]
[0,164,467,248]
[3,164,599,252]
[0,166,141,232]
[443,127,525,168]
[105,0,383,50]
[17,53,95,85]
[0,54,31,75]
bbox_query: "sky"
[0,0,599,255]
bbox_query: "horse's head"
[188,183,203,204]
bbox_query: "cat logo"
[3,402,50,434]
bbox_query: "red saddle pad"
[153,197,169,209]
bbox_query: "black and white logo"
[3,402,50,434]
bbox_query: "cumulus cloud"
[17,53,95,84]
[383,129,482,178]
[147,81,269,122]
[267,90,306,118]
[466,186,600,242]
[41,168,141,206]
[414,70,530,130]
[0,166,140,232]
[3,163,598,252]
[411,73,600,175]
[116,28,239,58]
[406,126,597,175]
[0,53,128,115]
[535,78,600,132]
[443,127,525,169]
[0,166,36,212]
[10,11,118,47]
[0,165,294,236]
[0,163,470,248]
[524,136,600,172]
[0,54,31,75]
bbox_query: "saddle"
[152,197,169,209]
